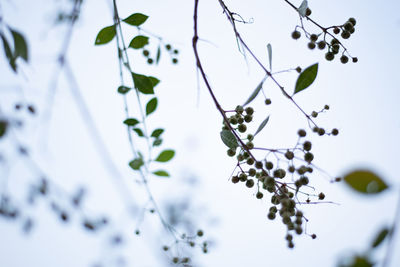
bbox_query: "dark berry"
[292,31,301,40]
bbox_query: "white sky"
[1,0,400,266]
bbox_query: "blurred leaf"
[123,118,140,126]
[123,13,148,26]
[151,128,164,138]
[243,76,267,106]
[371,227,390,248]
[254,115,270,136]
[344,169,388,194]
[129,158,144,170]
[298,0,308,17]
[156,45,161,64]
[220,130,238,149]
[0,120,8,138]
[94,25,116,45]
[294,63,318,95]
[1,34,16,72]
[132,72,154,94]
[128,35,149,49]
[146,97,157,116]
[133,128,144,137]
[155,150,175,162]
[10,29,28,61]
[267,43,272,70]
[153,138,162,146]
[152,170,170,177]
[117,86,131,94]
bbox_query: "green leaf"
[1,34,16,72]
[267,43,272,70]
[123,118,140,126]
[156,45,161,64]
[220,130,238,149]
[151,128,164,138]
[118,86,131,94]
[133,128,144,137]
[153,138,162,146]
[95,25,116,45]
[343,169,389,195]
[152,170,170,177]
[129,158,144,170]
[146,97,158,116]
[243,76,267,106]
[294,63,318,95]
[128,35,149,49]
[10,29,28,61]
[155,150,175,162]
[371,227,390,248]
[132,72,154,94]
[123,13,148,26]
[0,120,8,138]
[254,115,270,136]
[148,76,160,87]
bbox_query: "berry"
[248,168,256,176]
[165,44,172,50]
[304,152,314,163]
[317,41,326,50]
[246,158,254,165]
[231,176,239,183]
[318,192,325,200]
[247,134,254,141]
[311,111,318,118]
[341,30,350,39]
[265,161,274,170]
[246,179,255,188]
[255,161,263,169]
[340,55,349,64]
[256,192,264,199]
[295,227,303,235]
[311,234,317,239]
[267,212,276,220]
[227,149,236,157]
[344,22,354,31]
[324,105,330,110]
[285,151,294,160]
[265,98,272,105]
[318,128,325,136]
[173,49,179,54]
[197,230,204,237]
[325,52,334,61]
[331,128,339,136]
[239,173,247,181]
[246,141,254,149]
[245,107,254,115]
[303,141,312,151]
[295,66,302,73]
[333,27,340,34]
[308,42,316,50]
[286,234,293,241]
[298,129,306,137]
[288,242,295,249]
[332,44,340,54]
[292,30,301,40]
[143,50,150,57]
[172,257,179,264]
[244,114,253,123]
[310,34,318,42]
[172,58,178,64]
[300,176,309,185]
[288,166,295,173]
[238,124,247,133]
[348,17,356,26]
[305,8,312,16]
[235,105,244,114]
[352,57,358,63]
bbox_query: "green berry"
[173,49,179,54]
[197,230,204,237]
[246,179,255,188]
[256,192,264,199]
[288,166,295,173]
[227,148,236,157]
[310,34,318,42]
[341,30,350,39]
[300,176,309,185]
[246,141,254,149]
[247,134,254,141]
[235,105,244,114]
[324,105,330,110]
[248,168,256,176]
[344,22,354,31]
[311,111,318,118]
[285,151,294,160]
[332,44,340,54]
[304,152,314,163]
[265,161,274,170]
[245,107,254,115]
[333,27,340,34]
[231,176,239,183]
[244,114,252,123]
[246,158,255,165]
[348,18,356,26]
[317,41,326,50]
[172,257,179,264]
[265,98,272,105]
[238,124,247,133]
[298,129,306,137]
[163,245,169,251]
[295,227,303,235]
[239,173,247,181]
[255,161,263,169]
[267,212,276,220]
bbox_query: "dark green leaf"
[148,76,160,87]
[152,170,170,177]
[153,138,162,146]
[128,35,149,49]
[123,118,140,126]
[1,34,16,72]
[95,25,116,45]
[243,76,267,106]
[0,120,8,138]
[155,150,175,162]
[10,29,28,61]
[254,115,270,136]
[220,130,238,149]
[294,63,318,95]
[156,45,161,64]
[133,128,144,137]
[123,13,148,26]
[146,97,157,116]
[151,128,164,138]
[371,227,390,248]
[118,86,131,94]
[267,43,272,70]
[129,158,144,170]
[132,72,154,94]
[344,169,389,195]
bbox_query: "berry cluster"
[221,105,341,247]
[141,43,179,65]
[291,13,358,64]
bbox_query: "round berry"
[285,151,294,160]
[246,158,254,165]
[165,44,172,50]
[348,17,356,26]
[310,34,318,42]
[247,134,254,141]
[311,111,318,118]
[231,176,239,183]
[344,22,354,31]
[244,114,252,123]
[305,8,312,16]
[298,129,306,137]
[235,105,244,114]
[352,57,358,63]
[267,212,276,220]
[173,49,179,54]
[318,192,325,200]
[331,128,339,136]
[324,105,330,110]
[172,58,178,64]
[295,66,302,73]
[265,161,274,170]
[238,124,247,133]
[248,168,256,176]
[256,192,264,199]
[341,30,350,39]
[197,230,204,237]
[308,42,316,50]
[265,98,272,105]
[246,179,255,188]
[245,107,254,115]
[317,41,326,50]
[246,141,254,149]
[311,234,317,239]
[333,27,340,34]
[292,30,301,40]
[325,52,334,61]
[227,148,236,157]
[143,50,150,57]
[303,141,312,151]
[340,55,349,64]
[304,152,314,163]
[318,128,325,136]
